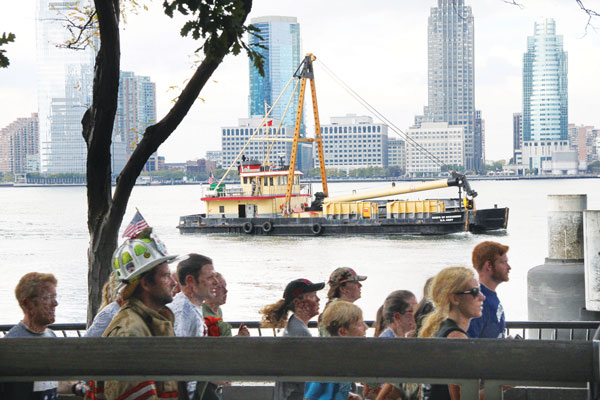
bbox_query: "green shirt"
[202,303,233,337]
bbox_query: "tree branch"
[112,0,254,215]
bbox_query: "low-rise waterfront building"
[206,151,223,168]
[406,122,464,177]
[315,114,388,171]
[387,137,406,172]
[0,113,39,174]
[221,116,298,170]
[521,139,571,172]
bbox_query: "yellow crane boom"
[324,173,478,203]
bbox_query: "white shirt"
[167,292,208,399]
[167,292,208,338]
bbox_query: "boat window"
[243,177,248,184]
[219,206,225,213]
[270,177,274,186]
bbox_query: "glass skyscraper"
[36,0,96,173]
[424,0,479,171]
[522,18,568,142]
[248,16,301,128]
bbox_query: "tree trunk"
[84,0,255,324]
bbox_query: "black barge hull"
[177,207,508,236]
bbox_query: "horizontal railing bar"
[1,320,599,333]
[505,321,600,329]
[0,337,592,383]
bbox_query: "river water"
[1,178,599,325]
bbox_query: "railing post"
[590,326,600,400]
[460,380,480,399]
[485,380,504,400]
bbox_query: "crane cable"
[315,59,448,169]
[215,75,296,188]
[263,78,302,165]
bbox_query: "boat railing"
[2,320,599,340]
[0,334,598,400]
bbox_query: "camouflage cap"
[328,267,367,287]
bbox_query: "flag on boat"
[208,171,214,185]
[263,119,273,127]
[122,210,150,238]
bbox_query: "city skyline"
[1,0,599,164]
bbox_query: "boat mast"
[283,53,328,215]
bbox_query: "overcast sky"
[1,0,599,163]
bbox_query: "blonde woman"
[419,267,485,400]
[304,301,366,400]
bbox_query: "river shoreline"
[1,174,598,188]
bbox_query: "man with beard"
[1,272,75,399]
[168,254,219,400]
[467,241,511,338]
[98,236,178,400]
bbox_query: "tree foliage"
[82,0,261,323]
[0,32,16,68]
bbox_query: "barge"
[178,54,508,236]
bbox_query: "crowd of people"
[0,226,511,400]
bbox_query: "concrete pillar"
[528,195,588,334]
[547,194,586,261]
[584,210,600,312]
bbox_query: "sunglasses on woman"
[455,286,481,298]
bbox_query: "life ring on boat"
[242,221,254,234]
[310,223,323,235]
[262,221,273,233]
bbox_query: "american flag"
[122,210,150,238]
[208,171,214,185]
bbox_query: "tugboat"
[177,54,509,236]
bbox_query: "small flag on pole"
[122,210,150,238]
[208,171,214,185]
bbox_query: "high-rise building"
[474,110,485,166]
[114,71,158,173]
[115,72,156,155]
[422,0,478,171]
[568,124,598,164]
[315,115,388,171]
[523,18,568,142]
[0,114,39,174]
[36,0,95,173]
[513,113,523,152]
[521,18,569,172]
[248,16,301,129]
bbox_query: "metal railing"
[0,336,596,400]
[2,320,599,339]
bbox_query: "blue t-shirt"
[304,382,352,400]
[467,284,505,338]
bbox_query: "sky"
[1,0,599,163]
